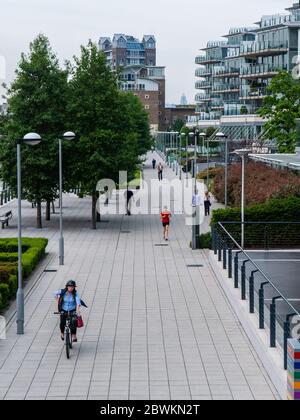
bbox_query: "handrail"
[217,221,300,317]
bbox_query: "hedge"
[0,238,48,310]
[211,197,300,248]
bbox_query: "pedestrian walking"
[160,206,171,241]
[124,188,134,215]
[204,191,211,216]
[157,162,163,181]
[152,158,156,169]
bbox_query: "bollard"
[228,248,232,279]
[259,282,269,329]
[218,239,222,262]
[249,270,258,314]
[223,243,227,270]
[241,260,249,301]
[270,296,281,348]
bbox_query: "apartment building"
[99,34,165,132]
[194,1,300,140]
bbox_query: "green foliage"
[171,118,185,133]
[0,34,69,204]
[197,167,222,180]
[197,233,212,249]
[0,238,48,309]
[211,197,300,224]
[259,71,300,153]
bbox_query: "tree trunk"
[52,201,55,214]
[36,200,42,229]
[46,200,51,221]
[92,194,97,229]
[96,191,100,222]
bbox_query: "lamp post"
[199,132,208,187]
[215,132,229,208]
[17,133,42,335]
[234,149,251,249]
[178,133,183,180]
[175,132,179,175]
[189,130,200,250]
[59,131,75,266]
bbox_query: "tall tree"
[67,42,146,229]
[0,34,69,228]
[259,71,300,153]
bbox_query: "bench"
[0,211,12,229]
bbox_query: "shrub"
[197,167,222,180]
[213,161,300,206]
[0,283,10,308]
[197,233,212,249]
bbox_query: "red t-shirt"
[161,211,171,223]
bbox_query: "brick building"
[164,105,196,130]
[99,34,165,132]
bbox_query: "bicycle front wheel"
[65,331,70,359]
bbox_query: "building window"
[145,105,150,110]
[145,94,150,99]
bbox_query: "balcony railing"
[240,64,287,78]
[195,81,212,89]
[195,68,212,77]
[195,93,211,102]
[239,87,268,99]
[195,55,207,64]
[211,83,240,93]
[213,67,240,78]
[240,40,289,57]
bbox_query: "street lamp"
[178,133,183,180]
[215,132,229,208]
[189,130,200,250]
[17,132,42,334]
[175,132,179,176]
[234,149,251,249]
[199,132,209,187]
[59,131,75,266]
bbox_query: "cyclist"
[54,280,81,342]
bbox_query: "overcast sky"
[0,0,293,104]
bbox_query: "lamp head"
[23,133,42,146]
[63,131,76,141]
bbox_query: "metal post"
[241,154,245,249]
[213,228,218,255]
[223,242,227,270]
[249,270,258,314]
[284,314,296,370]
[241,260,249,300]
[225,138,228,208]
[259,282,269,329]
[218,238,222,262]
[179,134,182,180]
[185,136,188,185]
[59,139,64,266]
[16,142,24,335]
[206,138,209,187]
[176,133,178,176]
[234,251,242,288]
[228,248,232,279]
[270,296,281,348]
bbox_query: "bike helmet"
[66,280,76,287]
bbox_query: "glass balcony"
[239,87,268,100]
[195,68,212,77]
[240,64,287,79]
[195,93,211,102]
[195,55,207,64]
[260,11,300,28]
[211,83,240,93]
[210,99,224,109]
[240,40,289,57]
[195,81,212,89]
[213,67,240,78]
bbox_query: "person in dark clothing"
[152,158,156,169]
[124,188,134,215]
[157,162,163,181]
[204,191,211,216]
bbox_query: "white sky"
[0,0,294,104]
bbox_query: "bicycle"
[54,311,77,359]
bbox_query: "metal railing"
[212,222,300,370]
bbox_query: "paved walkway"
[0,152,279,400]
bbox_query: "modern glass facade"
[195,2,300,122]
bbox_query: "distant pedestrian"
[158,162,163,181]
[160,206,171,241]
[204,191,211,216]
[124,188,134,215]
[152,158,156,169]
